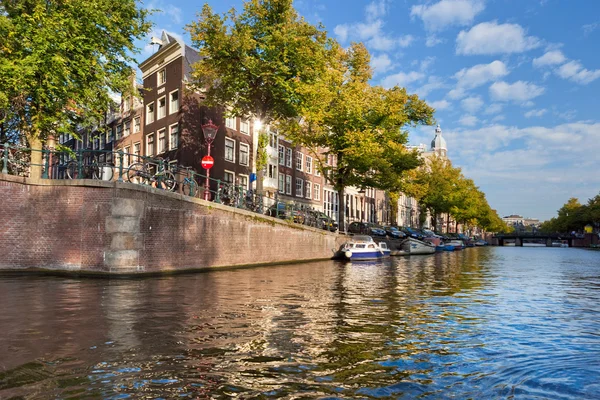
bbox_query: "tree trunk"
[337,186,346,233]
[27,134,43,179]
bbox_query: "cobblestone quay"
[0,174,343,275]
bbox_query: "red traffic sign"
[201,155,214,169]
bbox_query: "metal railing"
[1,142,338,231]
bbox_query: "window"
[278,145,285,165]
[239,174,248,190]
[285,175,292,195]
[158,69,166,86]
[169,124,178,150]
[315,163,321,177]
[295,152,303,171]
[169,90,179,114]
[124,121,130,137]
[223,170,234,185]
[240,119,249,134]
[146,102,154,124]
[133,142,140,162]
[100,133,105,147]
[296,178,303,197]
[269,131,277,147]
[239,143,249,166]
[278,174,285,193]
[123,97,130,112]
[134,117,141,133]
[305,181,311,199]
[225,116,236,129]
[157,97,166,119]
[225,138,235,162]
[314,183,320,200]
[285,148,292,168]
[123,146,130,167]
[306,156,312,174]
[146,133,154,156]
[268,163,276,179]
[158,129,166,153]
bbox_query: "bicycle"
[65,151,114,180]
[173,165,198,197]
[126,158,177,191]
[1,144,31,177]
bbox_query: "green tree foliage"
[540,194,600,233]
[186,0,330,123]
[0,0,151,175]
[283,42,434,230]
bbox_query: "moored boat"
[333,235,391,261]
[391,237,437,256]
[446,239,465,250]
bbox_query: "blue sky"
[137,0,600,221]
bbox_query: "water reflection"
[0,247,599,398]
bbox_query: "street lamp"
[202,119,219,200]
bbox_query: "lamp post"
[202,119,219,201]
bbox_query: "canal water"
[1,247,599,399]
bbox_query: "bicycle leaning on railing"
[1,144,31,177]
[126,157,177,191]
[64,151,114,181]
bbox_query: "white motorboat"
[446,239,465,250]
[391,237,437,256]
[333,235,391,261]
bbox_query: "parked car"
[310,211,338,232]
[369,224,387,237]
[347,221,370,235]
[265,202,304,223]
[383,226,406,239]
[402,226,425,240]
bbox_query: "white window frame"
[296,152,303,171]
[238,174,249,190]
[306,156,312,174]
[134,117,141,133]
[240,119,249,135]
[285,175,292,195]
[157,68,166,86]
[278,174,285,193]
[268,163,276,179]
[305,181,311,199]
[225,137,236,163]
[146,102,154,125]
[295,178,303,197]
[278,145,285,165]
[223,169,235,185]
[157,129,166,154]
[285,148,292,168]
[314,183,320,201]
[123,97,130,112]
[116,124,123,140]
[239,143,250,166]
[133,142,141,162]
[169,124,179,150]
[225,116,236,129]
[146,133,154,157]
[169,90,179,115]
[157,96,166,120]
[123,146,131,167]
[123,121,130,137]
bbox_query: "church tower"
[430,124,447,158]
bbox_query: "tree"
[283,43,434,230]
[0,0,151,176]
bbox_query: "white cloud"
[416,76,447,97]
[524,109,547,118]
[368,35,397,51]
[454,60,509,89]
[521,101,535,108]
[426,35,445,47]
[398,35,415,48]
[371,54,393,74]
[491,115,505,122]
[532,50,566,68]
[381,71,425,88]
[456,21,541,55]
[459,115,478,126]
[333,24,349,42]
[447,88,467,100]
[419,56,436,72]
[411,0,485,32]
[489,81,545,102]
[366,0,387,21]
[430,99,450,110]
[582,21,599,36]
[485,103,503,115]
[461,96,484,113]
[147,1,182,24]
[556,60,600,84]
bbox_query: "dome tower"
[430,124,447,158]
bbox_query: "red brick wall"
[0,174,341,274]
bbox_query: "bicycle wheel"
[65,161,79,179]
[157,170,177,191]
[93,163,114,181]
[182,179,197,196]
[127,162,148,185]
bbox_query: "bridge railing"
[1,142,338,232]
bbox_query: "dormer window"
[158,69,166,86]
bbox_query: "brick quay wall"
[0,174,344,275]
